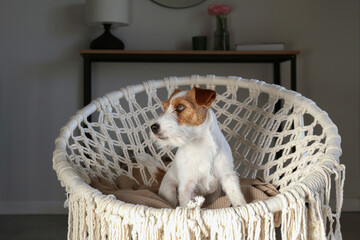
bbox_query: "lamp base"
[90,24,125,50]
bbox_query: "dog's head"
[150,86,216,148]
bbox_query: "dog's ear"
[190,86,216,108]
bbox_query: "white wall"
[0,0,359,214]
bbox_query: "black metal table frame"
[80,51,298,107]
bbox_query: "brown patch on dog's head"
[168,86,216,126]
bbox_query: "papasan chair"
[53,75,345,240]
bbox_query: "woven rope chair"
[53,75,345,240]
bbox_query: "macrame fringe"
[66,194,283,240]
[65,172,344,240]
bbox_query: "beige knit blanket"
[90,171,279,209]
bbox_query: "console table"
[80,50,300,107]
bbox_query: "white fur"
[137,93,246,208]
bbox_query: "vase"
[214,15,230,50]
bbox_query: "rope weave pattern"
[53,76,345,239]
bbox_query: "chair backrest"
[63,76,341,191]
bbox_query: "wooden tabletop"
[79,50,300,55]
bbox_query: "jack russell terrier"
[136,86,246,208]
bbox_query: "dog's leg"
[158,166,178,208]
[178,181,197,207]
[216,153,247,207]
[220,172,247,206]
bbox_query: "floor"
[0,212,359,239]
[0,215,67,240]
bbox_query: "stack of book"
[235,43,285,51]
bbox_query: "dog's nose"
[151,123,160,134]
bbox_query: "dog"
[136,86,246,208]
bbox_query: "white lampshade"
[85,0,129,26]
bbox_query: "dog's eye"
[176,104,186,112]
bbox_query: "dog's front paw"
[186,196,205,209]
[231,198,247,207]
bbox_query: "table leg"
[273,61,280,86]
[83,57,92,107]
[273,61,282,114]
[291,56,297,91]
[273,61,283,159]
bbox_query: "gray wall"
[0,0,359,213]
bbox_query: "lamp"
[85,0,129,49]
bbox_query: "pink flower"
[208,4,232,16]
